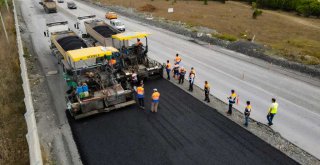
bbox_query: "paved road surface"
[56,0,320,159]
[69,79,298,165]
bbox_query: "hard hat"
[153,88,157,91]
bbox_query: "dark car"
[67,1,77,9]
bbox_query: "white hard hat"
[153,88,157,91]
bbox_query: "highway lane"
[56,0,320,159]
[69,78,299,165]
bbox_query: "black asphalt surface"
[68,78,298,165]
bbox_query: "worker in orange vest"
[174,53,181,64]
[109,57,116,67]
[151,88,160,113]
[136,38,143,46]
[227,89,237,115]
[165,60,171,80]
[136,84,145,109]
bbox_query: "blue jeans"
[166,69,171,80]
[244,115,249,126]
[267,113,276,125]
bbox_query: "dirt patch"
[96,0,320,65]
[138,4,156,12]
[0,6,29,165]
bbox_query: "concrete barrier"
[13,0,43,164]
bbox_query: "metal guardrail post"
[12,0,43,164]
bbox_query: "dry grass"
[0,6,29,165]
[97,0,320,65]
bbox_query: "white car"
[110,19,125,32]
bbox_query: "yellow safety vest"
[137,87,144,95]
[152,92,160,100]
[270,102,278,114]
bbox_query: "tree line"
[233,0,320,17]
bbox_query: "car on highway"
[57,0,64,3]
[110,19,125,32]
[67,1,77,9]
[105,12,117,20]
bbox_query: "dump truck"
[111,32,163,81]
[39,0,57,13]
[63,46,136,119]
[44,21,89,63]
[74,15,120,46]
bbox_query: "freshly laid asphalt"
[68,78,298,165]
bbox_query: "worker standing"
[227,89,237,115]
[179,67,186,84]
[172,63,180,79]
[189,72,195,92]
[174,53,181,64]
[136,38,143,46]
[136,84,145,109]
[267,98,278,126]
[244,101,252,127]
[165,60,171,80]
[151,89,160,113]
[204,81,210,103]
[188,67,196,92]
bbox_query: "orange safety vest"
[204,83,210,90]
[166,63,171,69]
[109,59,116,65]
[175,56,181,62]
[136,41,143,46]
[152,92,160,100]
[137,87,144,95]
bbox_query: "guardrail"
[12,0,43,164]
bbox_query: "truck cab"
[74,15,96,38]
[44,21,70,46]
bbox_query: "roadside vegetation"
[0,0,29,164]
[95,0,320,65]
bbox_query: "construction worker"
[227,89,237,115]
[109,57,116,66]
[267,98,278,126]
[189,67,196,78]
[136,84,145,109]
[244,101,252,127]
[179,67,186,84]
[174,53,181,64]
[189,72,195,92]
[165,60,171,80]
[136,38,143,46]
[172,63,180,79]
[204,81,210,103]
[151,89,160,113]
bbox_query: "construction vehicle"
[74,15,120,46]
[44,21,89,62]
[44,21,135,119]
[39,0,57,13]
[64,46,136,119]
[111,32,163,81]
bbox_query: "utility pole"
[0,11,9,43]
